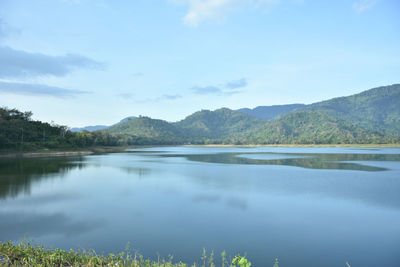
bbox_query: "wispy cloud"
[352,0,378,13]
[163,94,182,100]
[133,72,144,77]
[0,19,20,42]
[60,0,82,4]
[225,78,247,89]
[0,81,90,98]
[134,94,182,103]
[176,0,279,27]
[192,84,242,95]
[0,46,105,79]
[116,93,134,99]
[192,85,222,94]
[0,19,7,41]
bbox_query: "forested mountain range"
[71,116,136,132]
[1,84,399,149]
[237,104,306,120]
[98,84,399,144]
[304,84,400,137]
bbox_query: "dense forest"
[1,84,399,150]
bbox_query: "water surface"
[1,147,400,266]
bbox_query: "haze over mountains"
[87,84,400,144]
[71,116,136,132]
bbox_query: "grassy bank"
[0,241,264,267]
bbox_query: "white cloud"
[352,0,378,13]
[183,0,238,27]
[180,0,279,27]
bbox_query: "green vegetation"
[237,104,305,120]
[0,241,274,267]
[174,108,264,141]
[301,84,400,137]
[1,84,399,150]
[105,116,184,144]
[239,111,394,144]
[231,255,251,267]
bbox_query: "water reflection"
[160,152,400,171]
[0,211,105,240]
[0,148,399,267]
[0,157,85,199]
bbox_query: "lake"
[1,146,400,266]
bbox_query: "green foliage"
[0,107,72,150]
[0,241,285,267]
[305,84,400,137]
[237,104,306,121]
[273,258,279,267]
[174,108,264,141]
[240,111,392,144]
[0,240,190,266]
[105,116,185,144]
[231,255,251,267]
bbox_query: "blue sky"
[0,0,399,127]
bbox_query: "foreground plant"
[0,241,288,267]
[231,255,251,267]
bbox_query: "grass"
[0,241,260,267]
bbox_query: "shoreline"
[0,146,129,159]
[1,143,399,158]
[184,144,400,148]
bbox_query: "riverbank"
[0,146,129,158]
[0,241,188,267]
[0,241,246,267]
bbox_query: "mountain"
[304,84,400,137]
[70,125,108,132]
[240,111,386,144]
[105,116,184,144]
[71,116,136,132]
[174,108,264,140]
[236,84,400,138]
[237,104,306,120]
[69,83,400,145]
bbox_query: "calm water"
[1,147,400,266]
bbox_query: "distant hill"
[105,116,183,144]
[58,83,400,145]
[174,108,264,140]
[305,84,400,137]
[71,116,136,132]
[240,111,387,144]
[70,125,108,132]
[237,104,305,120]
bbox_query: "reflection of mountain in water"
[0,157,85,199]
[161,152,400,171]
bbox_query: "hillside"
[71,125,108,132]
[174,108,264,140]
[303,84,400,137]
[105,116,184,144]
[241,111,387,144]
[237,104,306,120]
[0,107,71,150]
[71,116,136,132]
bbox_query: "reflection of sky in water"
[1,147,400,267]
[236,153,309,160]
